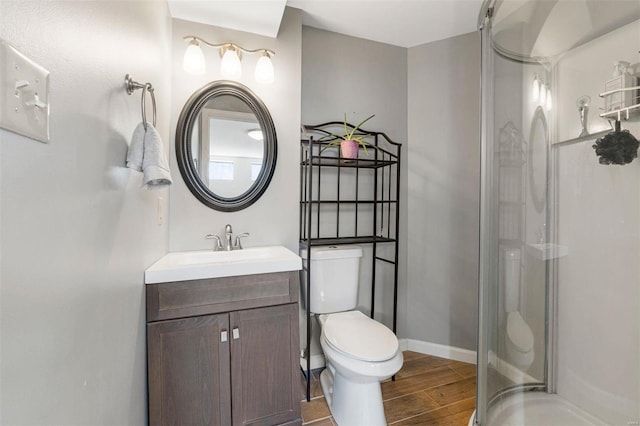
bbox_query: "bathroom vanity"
[145,248,302,426]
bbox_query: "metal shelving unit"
[299,121,402,401]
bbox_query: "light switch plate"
[0,39,50,143]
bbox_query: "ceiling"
[168,0,484,48]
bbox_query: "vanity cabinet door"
[230,304,301,426]
[148,314,231,426]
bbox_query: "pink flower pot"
[340,139,359,159]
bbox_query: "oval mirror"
[176,81,277,211]
[528,106,548,213]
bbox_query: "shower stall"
[475,0,640,424]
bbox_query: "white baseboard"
[300,354,325,370]
[400,338,477,364]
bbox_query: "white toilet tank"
[503,247,521,313]
[302,245,362,314]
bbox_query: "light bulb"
[247,129,264,141]
[183,40,205,75]
[532,75,540,102]
[546,87,552,111]
[221,47,242,79]
[254,52,274,84]
[539,82,547,105]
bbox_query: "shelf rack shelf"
[299,121,402,401]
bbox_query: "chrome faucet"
[224,224,233,251]
[234,233,250,250]
[215,224,249,251]
[205,234,223,251]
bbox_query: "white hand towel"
[142,123,172,189]
[126,122,145,172]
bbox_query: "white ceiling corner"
[168,0,287,38]
[168,0,483,47]
[287,0,482,48]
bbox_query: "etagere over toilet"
[299,121,402,401]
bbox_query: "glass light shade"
[254,54,274,84]
[221,48,242,79]
[539,83,547,105]
[183,41,205,75]
[546,88,552,111]
[532,76,540,101]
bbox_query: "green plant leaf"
[344,113,349,140]
[346,114,375,140]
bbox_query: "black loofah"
[592,121,639,165]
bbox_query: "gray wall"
[169,9,302,253]
[406,32,480,351]
[0,4,481,421]
[0,1,171,424]
[301,26,408,337]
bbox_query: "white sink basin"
[145,246,302,284]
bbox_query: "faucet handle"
[234,233,250,250]
[225,224,233,234]
[205,234,223,251]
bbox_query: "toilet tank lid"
[301,245,363,260]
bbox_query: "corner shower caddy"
[299,121,402,401]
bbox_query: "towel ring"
[141,84,157,131]
[125,74,157,131]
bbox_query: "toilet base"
[320,367,387,426]
[506,340,534,372]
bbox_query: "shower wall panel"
[554,19,640,425]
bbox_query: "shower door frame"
[476,2,556,424]
[475,5,494,424]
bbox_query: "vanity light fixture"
[545,87,552,111]
[183,39,206,75]
[539,81,547,106]
[532,74,540,102]
[182,36,275,83]
[532,74,552,110]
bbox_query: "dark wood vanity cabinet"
[146,271,302,426]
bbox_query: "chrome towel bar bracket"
[125,74,157,131]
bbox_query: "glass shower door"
[476,0,640,424]
[477,6,549,425]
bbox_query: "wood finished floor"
[300,351,476,425]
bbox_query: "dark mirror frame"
[176,81,277,212]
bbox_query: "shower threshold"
[472,392,607,425]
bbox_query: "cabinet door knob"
[232,327,240,340]
[220,330,228,342]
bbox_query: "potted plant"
[320,113,375,159]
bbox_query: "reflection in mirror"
[176,81,277,212]
[528,106,548,213]
[191,96,264,198]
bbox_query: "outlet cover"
[0,39,50,143]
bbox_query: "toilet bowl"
[501,248,534,370]
[505,311,534,369]
[318,311,403,426]
[302,245,403,425]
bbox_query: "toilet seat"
[322,311,398,362]
[506,312,533,353]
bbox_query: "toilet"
[304,245,403,426]
[503,248,534,370]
